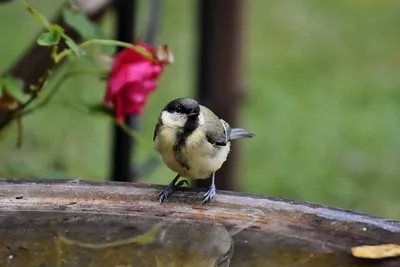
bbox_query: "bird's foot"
[157,180,189,203]
[202,184,216,205]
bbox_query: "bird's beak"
[187,112,200,118]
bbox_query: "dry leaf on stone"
[352,244,400,259]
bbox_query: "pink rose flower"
[103,40,167,122]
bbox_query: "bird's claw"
[157,186,174,203]
[157,179,188,203]
[202,185,216,205]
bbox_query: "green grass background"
[0,0,400,219]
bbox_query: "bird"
[153,97,255,204]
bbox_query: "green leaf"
[62,7,114,55]
[22,1,86,61]
[62,8,98,39]
[64,35,85,57]
[22,0,51,29]
[37,25,63,46]
[1,75,30,103]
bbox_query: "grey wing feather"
[200,105,255,145]
[229,128,255,140]
[200,105,230,146]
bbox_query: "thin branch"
[54,39,156,63]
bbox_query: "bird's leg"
[157,174,188,203]
[202,172,216,204]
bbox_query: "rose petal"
[102,41,168,117]
[108,62,156,95]
[142,80,158,91]
[130,92,145,103]
[111,45,155,74]
[113,93,125,122]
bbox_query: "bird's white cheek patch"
[198,112,205,125]
[161,111,186,127]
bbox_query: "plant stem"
[54,39,155,63]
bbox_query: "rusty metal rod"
[195,0,245,191]
[110,0,137,182]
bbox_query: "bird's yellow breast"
[154,125,231,179]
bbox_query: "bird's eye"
[176,106,183,113]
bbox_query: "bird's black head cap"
[164,98,200,116]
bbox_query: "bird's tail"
[230,128,255,140]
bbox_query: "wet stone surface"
[0,178,398,266]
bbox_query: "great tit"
[153,97,255,204]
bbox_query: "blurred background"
[1,0,400,220]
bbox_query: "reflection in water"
[57,221,233,267]
[157,222,233,267]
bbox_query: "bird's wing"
[200,105,231,146]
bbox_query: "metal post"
[110,0,137,182]
[144,0,163,46]
[195,0,245,191]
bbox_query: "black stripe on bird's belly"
[172,117,199,170]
